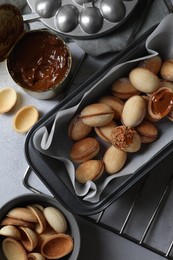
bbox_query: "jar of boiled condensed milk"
[0,4,72,100]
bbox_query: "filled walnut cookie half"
[148,87,173,120]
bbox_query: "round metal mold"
[55,5,79,33]
[27,0,139,39]
[79,6,103,34]
[35,0,61,18]
[100,0,126,23]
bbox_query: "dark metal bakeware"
[26,0,139,38]
[24,25,171,217]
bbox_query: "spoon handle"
[22,12,40,22]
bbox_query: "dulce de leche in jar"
[7,30,72,99]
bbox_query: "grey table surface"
[0,32,168,260]
[0,2,173,260]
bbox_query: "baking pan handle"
[23,166,43,194]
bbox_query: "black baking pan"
[24,24,172,216]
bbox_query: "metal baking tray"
[24,25,172,216]
[26,0,140,38]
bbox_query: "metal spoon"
[23,0,61,22]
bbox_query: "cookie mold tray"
[27,0,139,38]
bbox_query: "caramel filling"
[8,31,70,91]
[151,89,173,117]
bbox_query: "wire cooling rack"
[92,150,173,259]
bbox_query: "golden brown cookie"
[70,137,100,163]
[68,114,92,141]
[160,59,173,81]
[99,95,124,119]
[75,160,104,184]
[111,77,140,100]
[137,55,162,75]
[129,68,160,93]
[103,145,127,174]
[135,120,159,143]
[94,120,117,143]
[80,103,114,127]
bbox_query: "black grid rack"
[91,150,173,259]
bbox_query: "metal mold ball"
[55,5,79,32]
[79,7,103,34]
[35,0,61,18]
[100,0,126,22]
